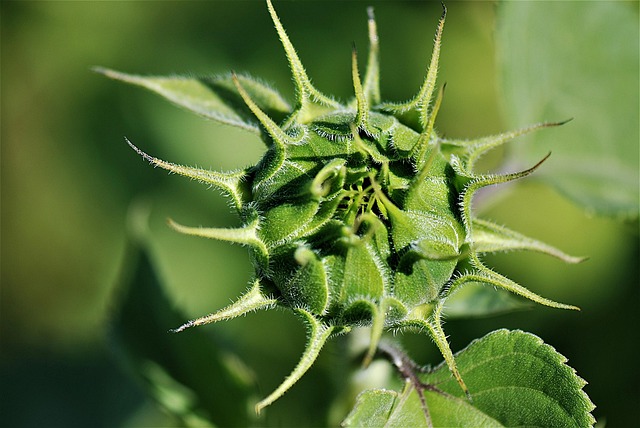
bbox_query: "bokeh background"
[2,1,638,427]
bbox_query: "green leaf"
[344,385,501,428]
[110,242,257,427]
[343,329,595,427]
[96,68,291,133]
[497,1,639,219]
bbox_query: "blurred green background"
[2,1,638,427]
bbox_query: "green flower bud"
[100,0,583,414]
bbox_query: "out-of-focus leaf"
[497,1,639,219]
[111,242,257,427]
[442,283,529,318]
[96,68,292,133]
[343,329,595,427]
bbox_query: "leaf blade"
[96,68,292,133]
[343,330,595,427]
[110,243,257,427]
[496,1,639,219]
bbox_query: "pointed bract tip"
[533,151,552,170]
[125,137,156,165]
[166,217,182,231]
[551,302,581,311]
[169,280,278,337]
[498,151,552,182]
[362,4,381,105]
[547,117,574,127]
[254,313,334,413]
[92,66,120,78]
[408,2,447,127]
[92,66,134,83]
[573,255,590,264]
[440,2,448,18]
[92,67,142,85]
[91,66,108,75]
[561,254,589,265]
[265,0,338,111]
[169,320,194,333]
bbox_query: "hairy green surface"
[100,0,587,416]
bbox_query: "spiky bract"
[102,0,582,414]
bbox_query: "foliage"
[497,1,638,220]
[344,330,593,428]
